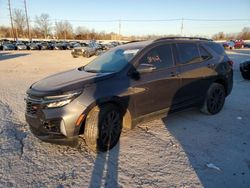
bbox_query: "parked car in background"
[26,37,233,152]
[0,43,16,50]
[15,42,27,50]
[71,42,97,58]
[223,39,245,50]
[244,42,250,48]
[37,42,51,50]
[234,39,245,49]
[223,40,235,50]
[26,42,40,50]
[240,60,250,79]
[55,42,71,50]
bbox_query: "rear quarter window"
[205,42,225,55]
[199,46,212,61]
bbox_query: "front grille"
[42,119,61,133]
[74,49,83,53]
[25,96,42,116]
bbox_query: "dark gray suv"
[25,37,233,152]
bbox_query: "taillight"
[228,60,234,67]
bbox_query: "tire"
[241,72,250,80]
[84,104,122,152]
[200,83,226,115]
[85,52,90,58]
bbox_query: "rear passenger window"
[139,44,174,70]
[199,46,212,61]
[176,43,201,64]
[206,42,225,55]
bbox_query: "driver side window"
[139,44,174,70]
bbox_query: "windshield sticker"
[124,49,140,55]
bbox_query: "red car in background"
[234,39,245,48]
[223,39,245,50]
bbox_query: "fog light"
[60,120,67,136]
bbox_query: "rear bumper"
[227,69,233,96]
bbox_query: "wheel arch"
[214,78,228,95]
[78,96,133,135]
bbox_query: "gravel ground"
[0,50,249,188]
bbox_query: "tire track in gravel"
[0,100,27,158]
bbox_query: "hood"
[28,68,115,97]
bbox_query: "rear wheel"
[84,104,122,152]
[200,83,226,115]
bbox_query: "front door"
[130,44,181,117]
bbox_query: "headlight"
[45,99,72,108]
[43,91,82,108]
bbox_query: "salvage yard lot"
[0,49,250,187]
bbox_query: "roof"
[114,37,213,51]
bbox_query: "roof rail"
[154,37,213,42]
[125,40,146,44]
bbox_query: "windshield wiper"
[84,69,99,73]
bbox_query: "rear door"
[130,43,181,117]
[174,42,215,104]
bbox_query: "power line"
[185,18,250,22]
[1,17,250,23]
[24,18,250,23]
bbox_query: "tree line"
[0,9,119,40]
[212,27,250,40]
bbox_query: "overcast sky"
[0,0,249,37]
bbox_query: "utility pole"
[118,19,121,40]
[24,0,31,41]
[8,0,15,41]
[181,17,184,36]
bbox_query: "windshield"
[84,48,140,73]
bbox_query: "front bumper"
[25,96,87,146]
[26,113,80,146]
[71,51,84,56]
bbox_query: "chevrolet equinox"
[25,37,233,152]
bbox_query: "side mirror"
[129,64,156,80]
[129,70,140,80]
[137,64,156,73]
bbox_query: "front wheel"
[200,83,226,115]
[84,104,122,152]
[85,52,90,58]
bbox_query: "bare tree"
[35,13,52,39]
[12,9,27,38]
[239,27,250,40]
[55,21,73,40]
[212,32,225,40]
[75,26,90,39]
[75,26,89,35]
